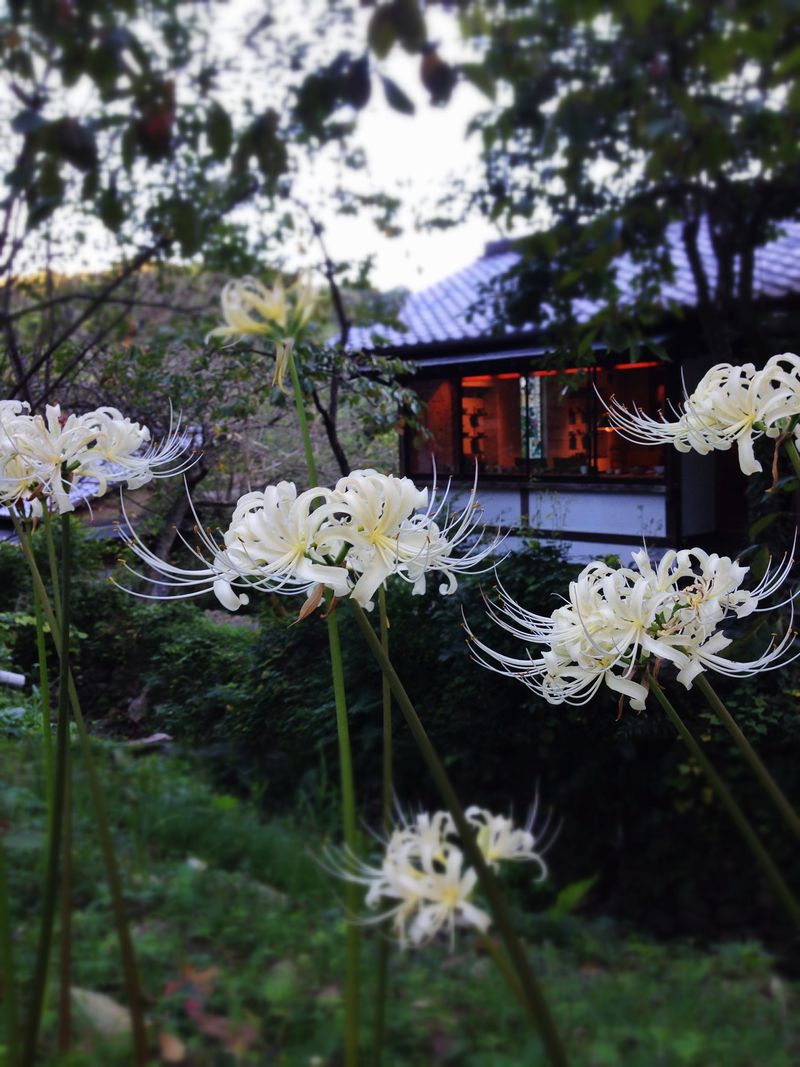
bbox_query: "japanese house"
[350,224,800,560]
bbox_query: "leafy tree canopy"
[448,0,800,362]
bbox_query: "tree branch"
[311,386,351,476]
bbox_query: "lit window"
[408,364,666,481]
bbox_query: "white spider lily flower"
[322,469,429,608]
[465,807,548,877]
[398,477,503,597]
[206,276,288,343]
[328,804,544,948]
[0,401,192,513]
[0,399,30,425]
[402,848,490,948]
[75,406,194,492]
[470,544,798,709]
[323,470,500,608]
[0,404,97,513]
[117,479,351,609]
[605,356,800,476]
[206,274,321,389]
[330,839,489,950]
[221,482,351,598]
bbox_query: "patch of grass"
[1,739,796,1065]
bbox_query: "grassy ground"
[0,733,796,1066]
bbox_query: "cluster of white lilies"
[608,352,800,476]
[471,545,797,710]
[341,807,548,948]
[0,399,189,515]
[122,468,499,613]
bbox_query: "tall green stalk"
[58,747,73,1054]
[11,512,149,1065]
[378,587,393,832]
[694,675,800,838]
[349,599,570,1067]
[0,833,20,1067]
[286,345,360,1067]
[46,508,74,1051]
[286,350,320,486]
[372,587,393,1067]
[32,583,54,812]
[782,436,800,480]
[21,512,72,1067]
[648,677,800,929]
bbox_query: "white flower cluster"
[336,807,547,948]
[0,400,190,515]
[470,546,797,709]
[205,275,319,390]
[606,354,800,475]
[205,274,318,346]
[122,469,500,611]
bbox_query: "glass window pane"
[460,374,523,476]
[538,370,592,476]
[596,364,665,479]
[408,378,457,477]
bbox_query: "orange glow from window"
[461,375,493,385]
[611,361,660,371]
[531,367,593,378]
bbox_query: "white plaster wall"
[528,488,667,538]
[447,484,667,539]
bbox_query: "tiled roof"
[350,221,800,351]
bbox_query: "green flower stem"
[476,931,527,1015]
[694,675,800,839]
[371,587,393,1067]
[42,514,74,1050]
[58,747,72,1054]
[287,346,319,486]
[325,589,360,1067]
[287,344,359,1067]
[648,677,800,929]
[782,436,800,480]
[11,512,149,1066]
[32,584,54,811]
[21,512,72,1067]
[378,587,393,833]
[349,599,570,1067]
[0,833,20,1067]
[43,507,62,621]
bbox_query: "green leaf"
[171,199,202,256]
[748,512,778,539]
[99,184,125,232]
[460,62,495,101]
[380,75,415,115]
[391,0,426,54]
[549,874,598,917]
[207,102,233,162]
[368,7,397,59]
